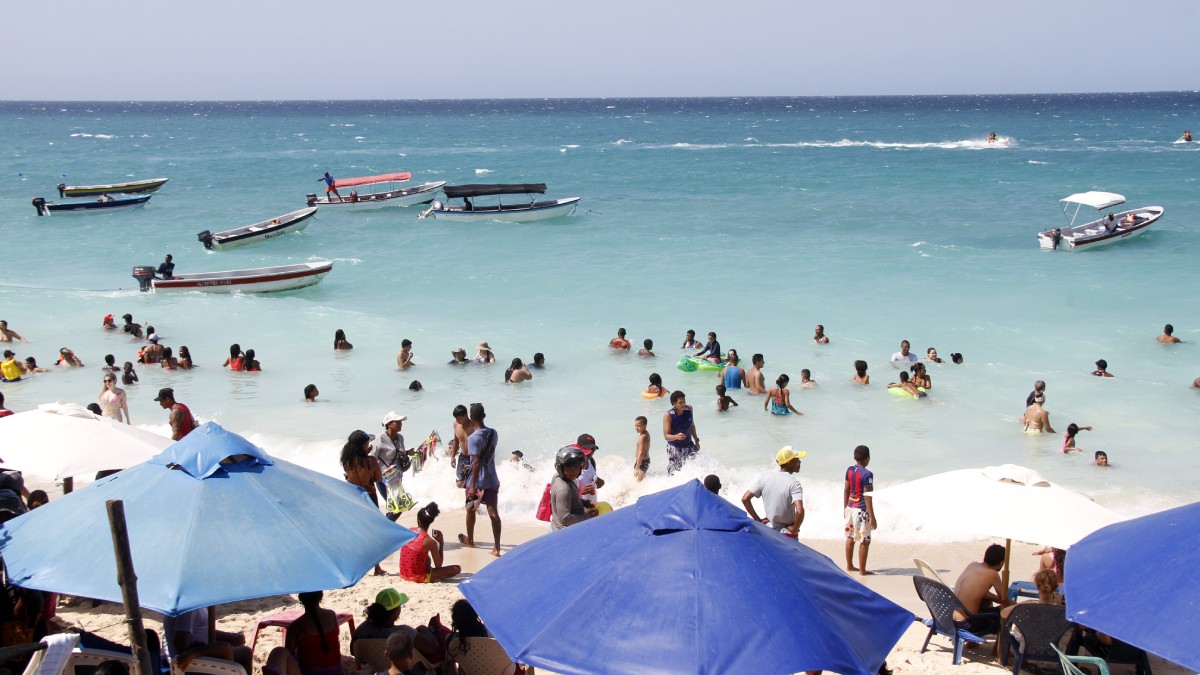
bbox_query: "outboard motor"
[305,193,318,207]
[57,183,67,199]
[418,200,441,220]
[131,266,157,292]
[197,230,214,250]
[31,197,48,216]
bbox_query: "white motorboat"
[419,183,580,223]
[1037,191,1163,252]
[305,172,444,210]
[131,261,333,293]
[58,177,169,198]
[197,207,318,250]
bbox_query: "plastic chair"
[1000,604,1076,674]
[351,639,390,671]
[67,648,137,675]
[250,609,356,652]
[913,558,949,586]
[173,657,247,675]
[1052,643,1110,675]
[446,637,533,675]
[912,575,997,665]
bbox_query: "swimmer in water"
[887,371,926,398]
[1062,423,1092,453]
[1021,394,1054,434]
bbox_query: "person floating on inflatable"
[987,132,998,143]
[1182,130,1193,143]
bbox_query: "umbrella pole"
[106,499,154,675]
[1002,538,1012,594]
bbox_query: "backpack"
[535,483,552,522]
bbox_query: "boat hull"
[423,197,580,223]
[60,178,169,198]
[201,207,318,250]
[150,262,333,293]
[307,181,445,210]
[37,195,152,215]
[1037,207,1163,251]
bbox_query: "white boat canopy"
[1060,191,1125,210]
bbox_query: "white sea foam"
[750,137,1014,150]
[1027,160,1049,164]
[475,168,492,175]
[612,139,633,145]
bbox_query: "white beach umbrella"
[0,401,173,481]
[871,464,1122,586]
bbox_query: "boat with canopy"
[419,183,581,222]
[305,171,445,210]
[1037,191,1163,251]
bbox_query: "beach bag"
[535,483,552,522]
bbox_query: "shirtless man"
[952,544,1011,635]
[609,328,631,350]
[0,321,27,343]
[799,369,817,388]
[746,354,767,394]
[813,325,829,344]
[637,339,654,357]
[1157,324,1182,344]
[1091,359,1114,378]
[450,404,474,488]
[396,339,414,369]
[887,371,925,397]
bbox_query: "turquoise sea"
[1,94,1198,541]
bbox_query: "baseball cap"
[381,411,408,426]
[349,429,375,446]
[576,433,598,453]
[153,387,174,402]
[375,588,408,611]
[775,446,807,465]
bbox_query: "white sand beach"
[51,506,1187,675]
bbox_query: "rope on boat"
[311,215,342,230]
[582,207,603,215]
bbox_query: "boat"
[131,261,333,293]
[304,172,445,210]
[32,195,152,216]
[1036,192,1164,252]
[57,177,169,198]
[197,207,318,250]
[418,184,581,223]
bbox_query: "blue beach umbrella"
[459,480,913,675]
[1065,501,1200,672]
[0,422,414,616]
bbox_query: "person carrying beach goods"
[843,445,877,576]
[550,445,597,531]
[741,447,806,538]
[373,411,414,519]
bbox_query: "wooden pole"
[106,500,154,675]
[1002,537,1012,596]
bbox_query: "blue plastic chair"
[912,575,997,665]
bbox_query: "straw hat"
[476,341,492,352]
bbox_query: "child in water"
[716,384,738,412]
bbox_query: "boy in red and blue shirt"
[843,444,877,576]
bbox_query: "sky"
[3,0,1196,100]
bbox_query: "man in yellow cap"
[741,446,806,538]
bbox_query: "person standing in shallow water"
[663,390,699,475]
[460,403,501,557]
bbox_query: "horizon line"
[1,90,1197,104]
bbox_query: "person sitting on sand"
[504,358,531,383]
[953,544,1012,636]
[852,360,869,385]
[609,327,631,350]
[1092,359,1114,378]
[887,371,925,398]
[1158,324,1182,344]
[333,329,353,350]
[400,503,462,583]
[813,324,829,344]
[694,332,722,363]
[715,384,738,412]
[637,338,655,357]
[1062,423,1092,453]
[765,374,803,415]
[1021,394,1054,434]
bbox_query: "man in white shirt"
[741,447,806,538]
[891,339,918,365]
